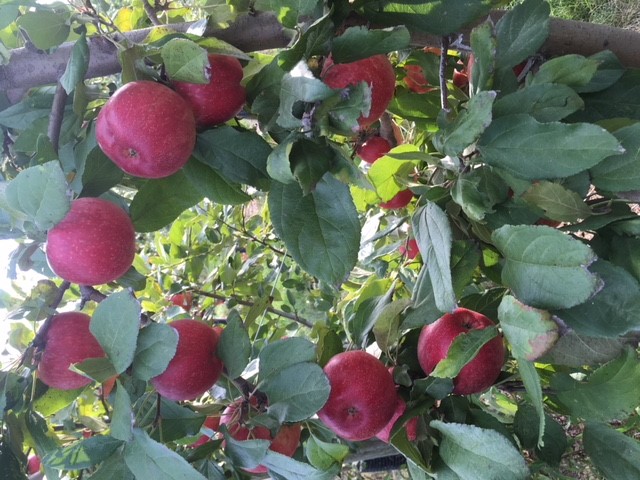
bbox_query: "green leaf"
[495,0,550,69]
[258,337,316,383]
[85,451,134,480]
[17,11,70,50]
[182,158,250,205]
[124,428,206,480]
[262,450,337,480]
[43,436,123,470]
[492,83,584,122]
[513,404,567,466]
[576,50,625,93]
[330,26,410,63]
[111,381,133,442]
[162,38,209,84]
[431,420,529,480]
[4,161,70,231]
[304,435,349,471]
[491,225,600,309]
[253,0,320,28]
[131,323,179,381]
[361,0,494,36]
[451,166,509,222]
[430,327,498,379]
[278,12,334,70]
[290,138,334,195]
[269,174,360,286]
[217,315,251,379]
[529,54,599,89]
[517,361,545,447]
[147,399,204,442]
[130,171,204,232]
[367,145,420,201]
[60,33,89,94]
[470,21,497,94]
[590,122,640,192]
[78,146,124,198]
[477,114,624,180]
[551,348,640,422]
[412,203,456,313]
[498,295,559,360]
[554,260,640,338]
[33,386,86,416]
[194,127,271,190]
[0,441,25,480]
[261,362,330,422]
[435,90,496,158]
[72,357,118,383]
[372,299,412,352]
[277,64,333,130]
[402,263,445,330]
[541,331,626,367]
[90,291,141,374]
[222,428,269,470]
[521,180,591,222]
[584,422,640,480]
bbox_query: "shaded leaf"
[131,323,178,381]
[584,422,640,480]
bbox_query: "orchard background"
[1,0,640,478]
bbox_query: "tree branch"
[142,0,162,26]
[192,289,314,328]
[2,11,640,102]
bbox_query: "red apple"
[27,455,41,474]
[399,238,420,260]
[172,54,246,128]
[169,292,193,311]
[380,189,414,210]
[46,197,136,286]
[356,136,391,164]
[221,397,302,474]
[190,415,222,448]
[403,65,435,94]
[37,312,106,390]
[453,69,469,91]
[321,54,396,129]
[375,397,418,443]
[150,319,223,401]
[96,80,196,178]
[317,350,398,441]
[417,308,505,395]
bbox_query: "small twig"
[141,0,162,26]
[47,82,68,154]
[192,289,313,328]
[439,36,450,113]
[219,218,287,256]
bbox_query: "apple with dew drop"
[321,54,396,129]
[172,54,246,128]
[417,308,505,395]
[220,397,302,474]
[37,312,106,390]
[317,350,398,441]
[46,197,136,286]
[96,80,196,179]
[151,319,223,401]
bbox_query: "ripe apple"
[169,292,193,311]
[46,197,136,286]
[403,64,435,94]
[172,54,246,128]
[150,319,223,401]
[356,136,391,164]
[317,350,398,441]
[375,397,418,443]
[190,416,222,448]
[96,80,196,178]
[380,189,414,210]
[417,308,505,395]
[37,312,106,390]
[221,397,302,474]
[399,238,420,260]
[27,455,41,474]
[453,69,469,91]
[321,54,396,129]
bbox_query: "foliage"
[1,0,640,479]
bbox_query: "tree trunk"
[1,10,639,102]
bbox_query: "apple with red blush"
[150,319,223,401]
[399,238,420,260]
[190,416,222,448]
[317,350,398,441]
[380,189,414,210]
[356,136,391,164]
[417,308,505,395]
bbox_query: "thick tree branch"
[2,11,640,103]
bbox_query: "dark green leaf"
[540,331,626,367]
[584,422,640,480]
[492,83,584,122]
[182,158,250,205]
[514,404,567,466]
[132,323,179,381]
[278,13,334,70]
[90,291,141,374]
[263,450,337,480]
[478,114,624,180]
[223,428,269,470]
[330,26,410,63]
[401,262,441,330]
[60,33,89,94]
[521,180,591,222]
[85,451,134,480]
[470,21,497,94]
[218,315,251,379]
[576,50,625,93]
[530,54,599,89]
[111,381,133,441]
[43,436,123,470]
[304,435,349,470]
[517,361,545,447]
[17,11,70,50]
[78,147,124,197]
[431,327,498,378]
[269,174,360,286]
[72,357,118,383]
[162,38,209,84]
[451,166,509,222]
[258,337,316,383]
[130,171,204,232]
[590,123,640,192]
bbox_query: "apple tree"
[1,0,640,478]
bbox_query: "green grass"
[545,0,640,30]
